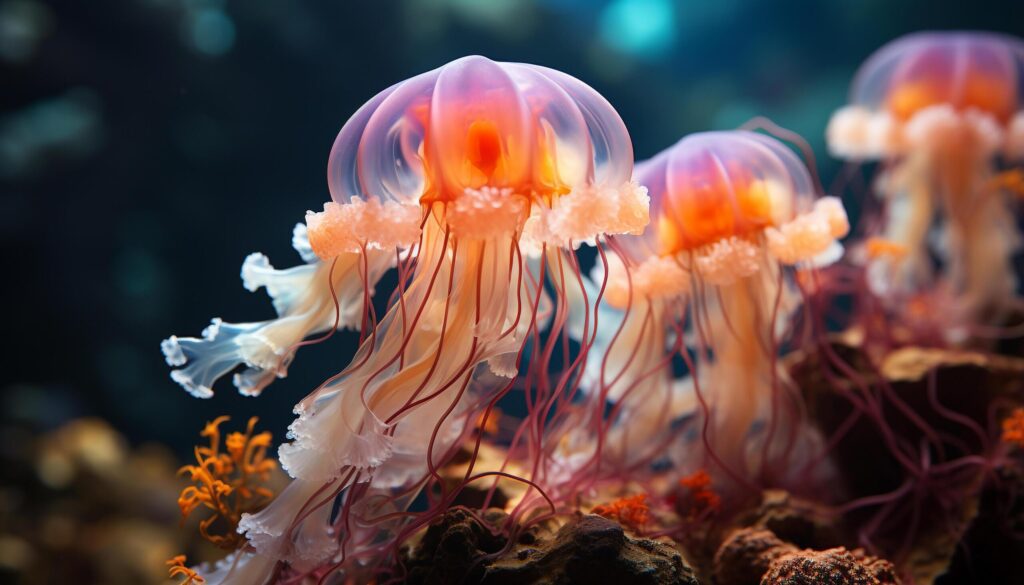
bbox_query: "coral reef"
[713,528,796,585]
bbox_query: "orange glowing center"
[465,119,502,179]
[887,72,1016,122]
[415,102,569,206]
[656,165,775,255]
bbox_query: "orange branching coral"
[1002,408,1024,448]
[592,493,650,531]
[674,470,721,520]
[177,416,277,549]
[167,555,206,585]
[865,237,908,260]
[987,169,1024,199]
[679,469,713,492]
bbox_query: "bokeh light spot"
[186,8,235,56]
[599,0,676,59]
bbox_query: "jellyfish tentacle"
[162,240,394,398]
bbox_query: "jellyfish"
[556,131,849,501]
[827,32,1024,340]
[210,56,647,581]
[546,131,849,505]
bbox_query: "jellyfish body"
[228,56,647,577]
[592,131,848,491]
[827,32,1024,336]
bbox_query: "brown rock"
[405,511,701,585]
[744,490,843,550]
[403,508,513,585]
[485,515,700,585]
[850,549,900,584]
[713,528,796,585]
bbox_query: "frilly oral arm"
[162,224,393,398]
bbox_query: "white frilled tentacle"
[275,351,505,485]
[278,403,394,482]
[162,225,394,398]
[291,222,319,264]
[372,407,468,488]
[236,479,338,570]
[238,405,472,577]
[193,551,276,585]
[162,318,257,399]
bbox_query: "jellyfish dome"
[220,57,651,579]
[620,131,848,288]
[307,55,647,258]
[828,32,1024,160]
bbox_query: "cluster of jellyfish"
[161,31,1024,584]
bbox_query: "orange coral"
[177,416,277,549]
[592,493,650,531]
[675,470,721,520]
[679,469,712,491]
[1002,408,1024,448]
[167,555,206,585]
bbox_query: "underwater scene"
[6,1,1024,584]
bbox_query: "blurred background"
[1,0,1023,581]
